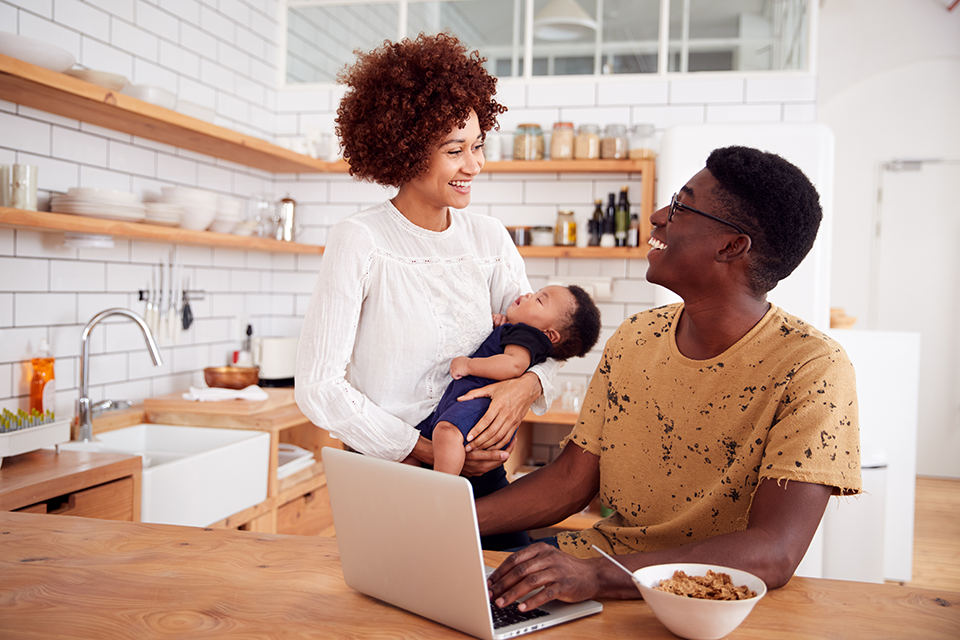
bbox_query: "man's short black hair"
[706,146,822,294]
[553,285,602,361]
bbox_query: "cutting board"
[143,388,295,417]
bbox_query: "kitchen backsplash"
[0,0,817,418]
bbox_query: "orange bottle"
[29,338,56,414]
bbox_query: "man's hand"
[450,356,471,380]
[460,373,541,451]
[487,543,606,611]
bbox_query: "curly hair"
[335,33,506,188]
[705,146,822,295]
[553,285,602,361]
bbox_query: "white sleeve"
[294,221,420,461]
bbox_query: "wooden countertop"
[0,449,141,512]
[2,511,957,639]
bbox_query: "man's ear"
[543,327,562,345]
[716,234,752,263]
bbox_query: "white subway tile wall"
[0,0,817,419]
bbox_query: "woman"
[295,34,558,541]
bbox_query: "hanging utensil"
[181,273,194,330]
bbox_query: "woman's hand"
[460,372,542,452]
[461,439,515,477]
[487,543,605,611]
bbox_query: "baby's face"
[505,285,574,331]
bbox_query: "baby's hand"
[450,356,471,380]
[492,313,508,327]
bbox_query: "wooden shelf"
[325,158,655,174]
[0,207,324,254]
[0,54,337,175]
[518,245,648,259]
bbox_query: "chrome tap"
[77,308,163,442]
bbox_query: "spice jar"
[513,124,544,161]
[628,124,657,159]
[574,124,600,159]
[530,225,554,246]
[550,122,575,160]
[554,210,576,246]
[601,124,627,159]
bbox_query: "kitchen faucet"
[76,308,163,442]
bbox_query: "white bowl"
[633,563,766,640]
[0,32,75,72]
[208,219,238,234]
[122,84,176,110]
[178,206,217,231]
[64,68,127,91]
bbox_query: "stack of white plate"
[143,202,184,227]
[209,196,242,234]
[51,187,146,222]
[159,186,218,231]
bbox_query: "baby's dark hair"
[553,285,602,361]
[705,146,822,295]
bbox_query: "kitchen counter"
[2,511,958,639]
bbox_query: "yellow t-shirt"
[557,303,861,558]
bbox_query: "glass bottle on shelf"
[550,122,575,160]
[574,124,600,159]
[600,193,616,247]
[588,198,603,246]
[513,124,544,160]
[600,124,627,159]
[615,186,630,246]
[628,210,640,247]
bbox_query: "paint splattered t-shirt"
[557,303,861,558]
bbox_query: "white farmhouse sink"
[57,423,270,527]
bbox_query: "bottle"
[615,186,630,246]
[628,210,640,247]
[589,199,603,246]
[600,193,617,247]
[513,124,544,160]
[29,338,55,414]
[554,210,576,246]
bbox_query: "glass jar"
[530,225,554,246]
[628,124,657,159]
[549,122,575,160]
[554,210,576,246]
[513,124,544,161]
[601,124,627,159]
[574,124,600,160]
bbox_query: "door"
[874,159,960,478]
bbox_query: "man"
[480,146,861,611]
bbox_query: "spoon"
[591,544,643,587]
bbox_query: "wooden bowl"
[204,366,259,389]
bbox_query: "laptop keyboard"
[491,602,550,629]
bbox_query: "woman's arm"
[294,221,421,462]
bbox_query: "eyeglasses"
[668,192,749,236]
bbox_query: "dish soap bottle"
[30,338,55,414]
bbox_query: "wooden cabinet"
[0,449,141,522]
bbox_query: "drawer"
[277,485,333,536]
[18,477,136,522]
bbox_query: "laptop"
[321,447,603,639]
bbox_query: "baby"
[413,284,601,476]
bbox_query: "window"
[282,0,813,85]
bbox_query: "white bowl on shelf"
[67,187,137,203]
[122,84,177,110]
[64,68,127,91]
[208,218,238,234]
[178,206,218,231]
[0,32,75,72]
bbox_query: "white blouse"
[295,201,558,461]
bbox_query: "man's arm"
[487,476,833,611]
[477,443,601,535]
